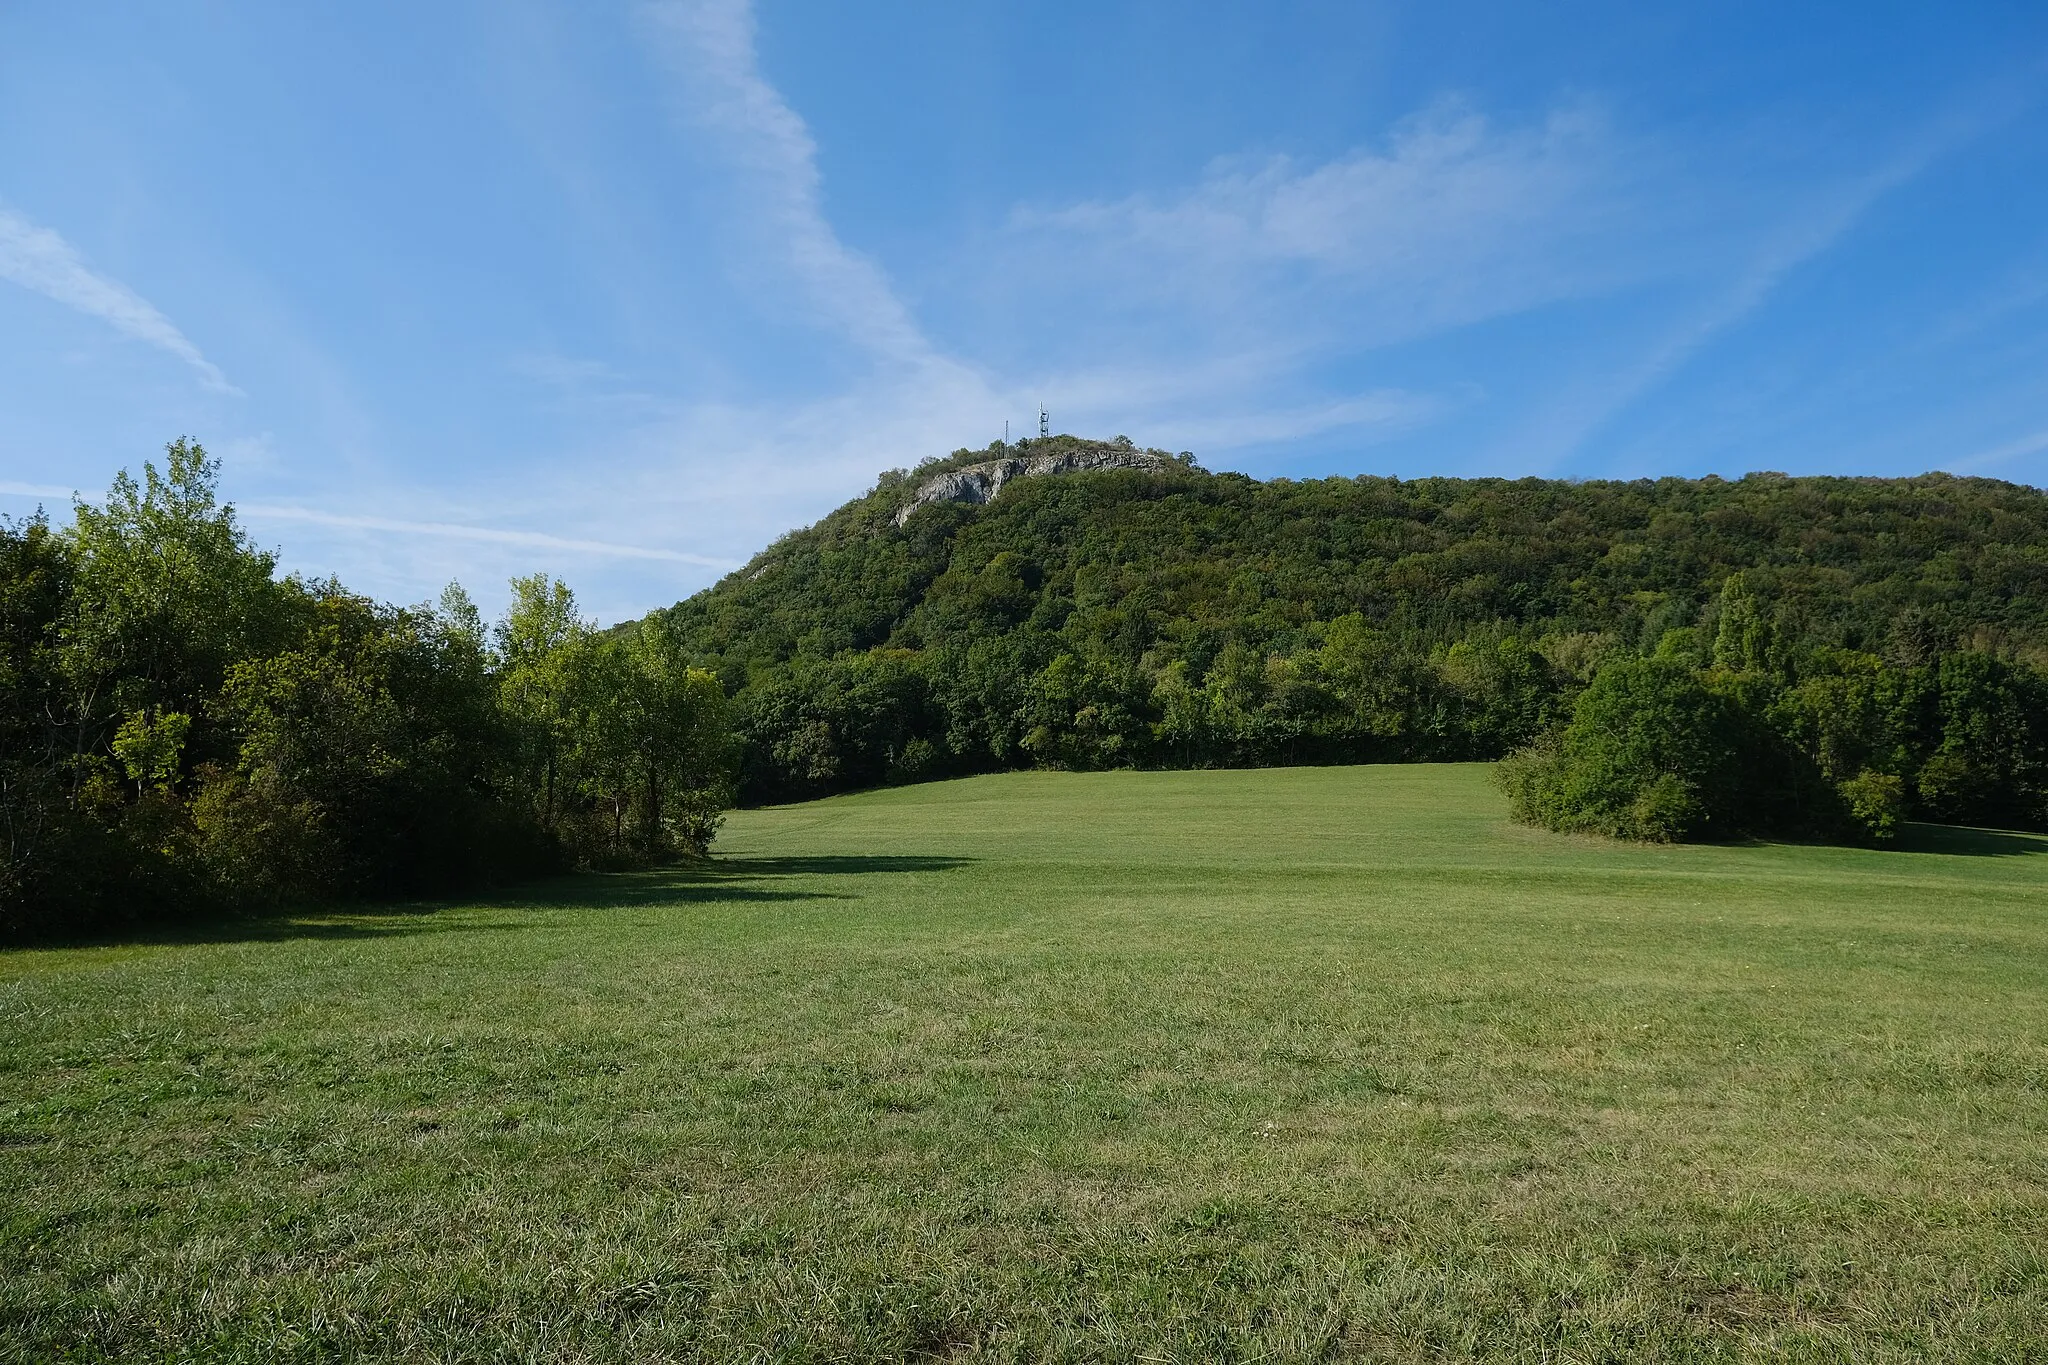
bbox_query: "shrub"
[1499,658,1745,841]
[1838,769,1906,844]
[1915,749,1992,827]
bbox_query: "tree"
[647,447,2048,805]
[62,439,290,756]
[0,515,76,929]
[624,619,737,854]
[1711,572,1777,674]
[2,440,741,942]
[1919,652,2048,828]
[198,586,519,901]
[495,574,591,830]
[1499,658,1749,841]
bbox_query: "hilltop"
[648,438,2048,806]
[889,436,1181,525]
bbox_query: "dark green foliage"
[1918,651,2048,827]
[1,443,736,941]
[1506,642,2048,844]
[1839,769,1908,842]
[0,515,75,918]
[1498,659,1753,841]
[650,439,2048,840]
[197,587,523,904]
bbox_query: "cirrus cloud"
[0,205,239,395]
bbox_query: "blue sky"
[3,2,2046,622]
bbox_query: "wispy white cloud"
[482,1,1498,610]
[240,503,740,568]
[557,0,1026,574]
[1508,105,2008,469]
[1135,389,1444,453]
[572,4,2002,618]
[988,98,1657,358]
[602,2,1492,514]
[0,206,240,394]
[0,479,80,501]
[637,0,942,370]
[1040,100,1609,272]
[1955,426,2048,474]
[1,470,736,572]
[509,351,674,420]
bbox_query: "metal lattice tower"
[1038,405,1049,440]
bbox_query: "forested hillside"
[652,436,2048,835]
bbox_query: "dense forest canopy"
[651,436,2048,837]
[1,441,736,942]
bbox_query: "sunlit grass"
[4,763,2045,1361]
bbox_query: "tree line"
[652,437,2048,838]
[1497,579,2048,842]
[1,441,735,941]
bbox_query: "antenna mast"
[1039,404,1049,440]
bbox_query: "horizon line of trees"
[716,592,2047,841]
[1498,577,2047,843]
[1,440,737,942]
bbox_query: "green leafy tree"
[495,574,591,830]
[648,448,2048,808]
[0,515,77,928]
[111,709,192,793]
[197,587,519,902]
[1711,572,1777,674]
[2,441,740,941]
[1918,652,2048,828]
[1838,769,1907,844]
[624,619,738,854]
[62,439,290,759]
[1499,658,1750,841]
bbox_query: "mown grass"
[3,763,2047,1362]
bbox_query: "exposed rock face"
[894,445,1172,526]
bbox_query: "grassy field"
[4,763,2047,1362]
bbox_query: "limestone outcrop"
[893,444,1173,526]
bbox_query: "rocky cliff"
[894,441,1174,526]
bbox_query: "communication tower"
[1039,405,1049,440]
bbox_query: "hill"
[9,764,2047,1358]
[649,437,2048,809]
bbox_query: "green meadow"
[4,763,2046,1362]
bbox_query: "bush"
[1498,658,1746,841]
[1626,772,1709,843]
[1838,769,1906,845]
[188,764,328,910]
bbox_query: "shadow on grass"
[500,855,975,911]
[1734,820,2048,859]
[1894,823,2048,858]
[21,854,977,951]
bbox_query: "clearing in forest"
[4,763,2046,1361]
